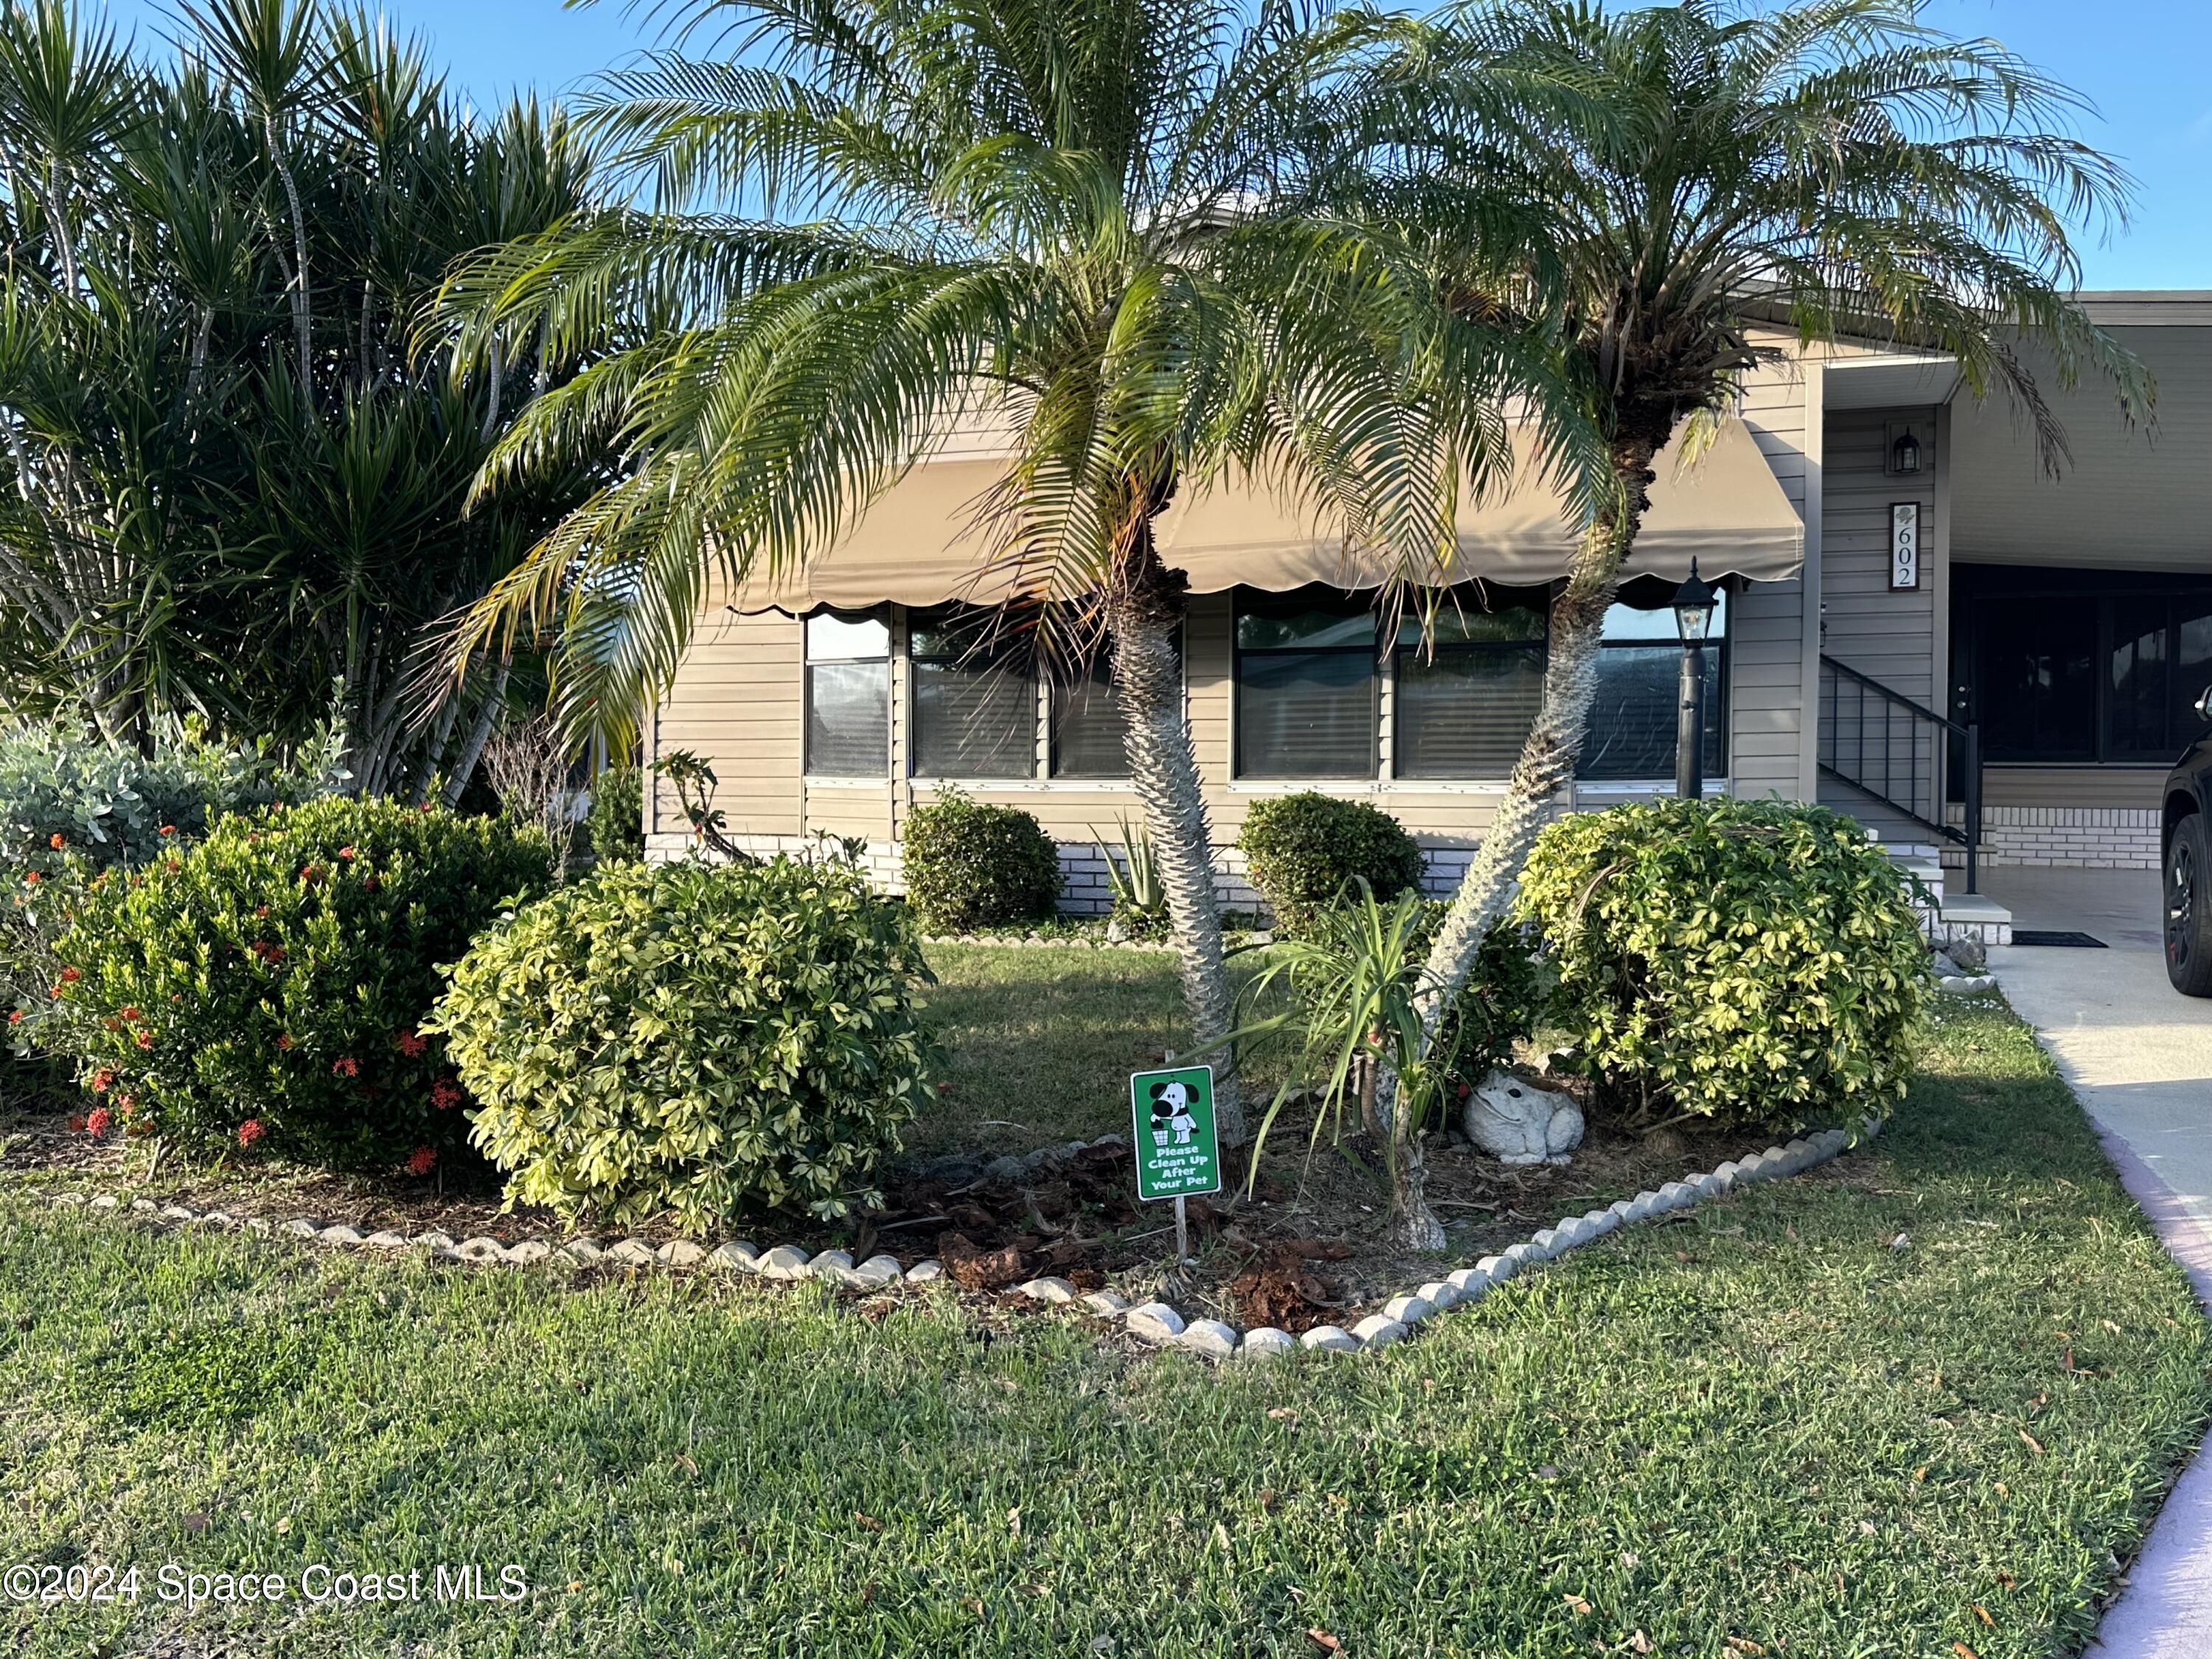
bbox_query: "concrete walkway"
[1980,867,2212,1658]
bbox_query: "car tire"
[2166,813,2212,996]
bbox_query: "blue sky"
[107,0,2212,289]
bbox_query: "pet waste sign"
[1130,1065,1221,1202]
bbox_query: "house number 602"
[1889,502,1920,591]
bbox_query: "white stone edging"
[30,1119,1877,1364]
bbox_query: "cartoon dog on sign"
[1148,1078,1199,1148]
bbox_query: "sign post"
[1129,1063,1221,1265]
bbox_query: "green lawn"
[910,944,1198,1152]
[911,942,1297,1153]
[1,997,2207,1658]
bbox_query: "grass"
[911,943,1304,1154]
[909,944,1197,1152]
[0,996,2208,1658]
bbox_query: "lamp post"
[1672,559,1717,801]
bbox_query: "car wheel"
[2166,814,2212,996]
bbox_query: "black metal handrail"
[1817,654,1982,894]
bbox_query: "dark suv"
[2164,695,2212,995]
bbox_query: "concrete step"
[1933,890,2013,947]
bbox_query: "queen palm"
[445,0,1596,1144]
[1357,0,2149,1228]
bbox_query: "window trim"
[1230,590,1383,781]
[801,607,891,780]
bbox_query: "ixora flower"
[394,1026,428,1057]
[237,1118,266,1148]
[332,1056,359,1078]
[157,824,175,837]
[5,1009,19,1026]
[21,870,38,885]
[84,1106,111,1136]
[46,832,63,849]
[430,1076,463,1111]
[59,966,80,983]
[119,1005,140,1021]
[90,1067,114,1092]
[337,845,356,860]
[134,1030,153,1049]
[406,1146,437,1176]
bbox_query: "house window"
[1576,587,1728,782]
[1954,570,2212,764]
[1048,633,1180,778]
[1050,659,1127,776]
[1394,597,1547,779]
[910,607,1035,777]
[1234,594,1378,778]
[804,610,889,776]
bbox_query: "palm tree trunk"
[1411,431,1665,1046]
[1104,521,1244,1146]
[1360,433,1660,1244]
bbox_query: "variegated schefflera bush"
[44,798,552,1170]
[429,858,939,1229]
[1515,797,1933,1129]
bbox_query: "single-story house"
[645,291,2212,944]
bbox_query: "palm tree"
[443,0,1595,1145]
[1355,0,2149,1237]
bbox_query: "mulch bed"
[1,1074,1781,1329]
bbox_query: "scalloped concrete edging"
[30,1120,1878,1363]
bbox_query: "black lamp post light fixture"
[1672,557,1717,801]
[1890,428,1921,475]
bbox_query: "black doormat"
[2009,931,2108,948]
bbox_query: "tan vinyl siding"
[1718,338,1813,801]
[1950,324,2212,570]
[648,608,802,838]
[656,571,1811,852]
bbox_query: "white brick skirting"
[1942,806,2160,872]
[650,832,1476,920]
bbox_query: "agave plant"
[1092,815,1166,936]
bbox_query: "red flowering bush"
[46,796,550,1169]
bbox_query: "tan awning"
[733,416,1801,612]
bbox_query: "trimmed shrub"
[586,763,645,863]
[1423,907,1548,1088]
[901,787,1060,932]
[44,798,552,1169]
[1239,792,1425,936]
[1514,797,1930,1127]
[430,858,936,1227]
